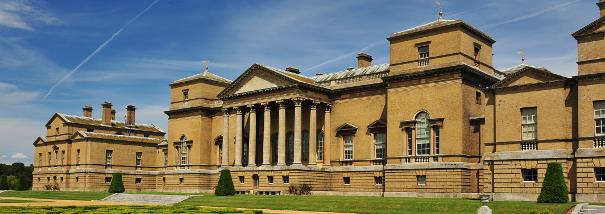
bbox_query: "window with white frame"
[317,131,324,161]
[595,168,605,182]
[522,168,538,182]
[595,101,605,136]
[180,136,188,166]
[302,131,309,162]
[374,176,383,185]
[182,89,189,102]
[374,133,385,159]
[105,150,112,169]
[434,127,440,155]
[418,45,430,66]
[135,152,142,170]
[406,129,413,156]
[417,175,426,185]
[343,135,353,160]
[521,108,537,140]
[415,112,431,155]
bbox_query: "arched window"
[415,112,431,155]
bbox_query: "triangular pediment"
[495,66,566,88]
[33,137,47,146]
[218,64,318,99]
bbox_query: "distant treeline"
[0,163,33,190]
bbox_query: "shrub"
[288,185,299,195]
[288,184,312,195]
[15,175,28,191]
[214,169,235,196]
[537,162,569,203]
[108,173,125,193]
[0,175,8,190]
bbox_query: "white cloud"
[11,152,27,159]
[0,0,60,31]
[0,82,39,106]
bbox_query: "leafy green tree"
[108,173,125,193]
[0,175,8,190]
[15,175,28,191]
[214,169,235,196]
[538,162,569,203]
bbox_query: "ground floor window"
[179,178,184,184]
[417,175,426,185]
[317,131,324,161]
[374,133,385,159]
[522,168,538,182]
[282,176,290,184]
[343,177,351,185]
[595,168,605,182]
[374,176,383,185]
[135,178,142,184]
[104,177,112,184]
[238,176,245,184]
[267,176,274,184]
[343,135,353,160]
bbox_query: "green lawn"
[0,205,254,214]
[0,191,111,201]
[180,195,575,214]
[0,199,42,203]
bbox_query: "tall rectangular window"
[317,131,324,161]
[47,152,51,166]
[182,89,189,102]
[76,149,80,165]
[522,168,538,182]
[38,153,42,168]
[163,149,168,167]
[105,150,113,169]
[180,142,188,166]
[406,129,413,156]
[595,168,605,182]
[473,44,481,65]
[475,91,482,104]
[416,113,431,155]
[521,108,537,140]
[135,152,142,170]
[61,150,65,165]
[418,45,430,66]
[434,127,440,155]
[343,135,353,160]
[374,133,385,159]
[595,101,605,136]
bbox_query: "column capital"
[310,101,320,109]
[324,104,332,112]
[276,100,286,108]
[261,102,271,110]
[293,98,304,107]
[236,107,243,114]
[222,108,230,115]
[247,105,256,112]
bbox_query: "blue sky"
[0,0,598,164]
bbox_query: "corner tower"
[387,16,496,76]
[573,0,605,75]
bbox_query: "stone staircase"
[580,205,605,214]
[101,193,191,205]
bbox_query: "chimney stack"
[599,0,605,17]
[102,102,112,125]
[356,52,373,68]
[82,105,93,118]
[285,66,300,74]
[126,105,136,126]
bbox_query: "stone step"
[580,205,605,214]
[101,193,191,205]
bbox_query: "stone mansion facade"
[33,1,605,202]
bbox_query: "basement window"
[267,176,274,184]
[343,177,351,185]
[179,178,184,184]
[135,178,142,185]
[417,175,426,186]
[522,169,538,182]
[282,176,290,184]
[374,176,383,186]
[239,176,245,184]
[104,177,112,184]
[596,168,605,182]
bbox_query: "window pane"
[416,112,431,155]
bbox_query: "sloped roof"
[494,63,567,88]
[572,16,605,38]
[49,113,164,133]
[33,136,47,145]
[312,64,389,83]
[73,131,164,144]
[389,18,495,43]
[171,71,231,85]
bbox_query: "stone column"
[248,105,256,167]
[262,103,271,166]
[277,100,286,166]
[324,104,331,165]
[221,108,229,167]
[308,102,318,165]
[293,98,303,165]
[235,107,243,166]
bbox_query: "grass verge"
[0,205,254,213]
[0,191,111,201]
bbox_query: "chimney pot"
[285,66,300,74]
[101,102,112,125]
[356,52,373,68]
[126,105,136,126]
[82,105,93,118]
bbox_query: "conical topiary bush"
[215,169,235,196]
[108,173,125,193]
[537,162,569,203]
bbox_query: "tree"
[15,175,28,191]
[214,169,235,196]
[108,173,125,193]
[538,162,569,203]
[0,175,8,190]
